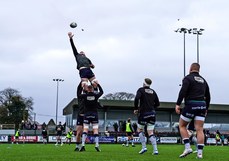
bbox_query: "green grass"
[0,143,228,161]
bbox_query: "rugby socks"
[94,134,99,147]
[139,132,146,149]
[183,138,191,149]
[131,139,134,146]
[126,140,129,146]
[192,136,198,151]
[76,142,80,148]
[149,134,158,152]
[81,132,87,146]
[197,144,204,155]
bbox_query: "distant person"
[175,63,210,159]
[134,78,160,155]
[42,127,48,144]
[204,129,210,145]
[124,118,135,147]
[55,121,64,146]
[66,128,73,145]
[215,130,223,146]
[68,32,98,90]
[78,83,103,152]
[13,129,20,144]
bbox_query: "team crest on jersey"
[145,89,154,94]
[87,96,95,100]
[194,76,204,83]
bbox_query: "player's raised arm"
[68,32,79,57]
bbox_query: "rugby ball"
[70,22,77,28]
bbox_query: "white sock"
[139,132,146,149]
[149,135,158,151]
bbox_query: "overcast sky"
[1,0,228,123]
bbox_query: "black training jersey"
[176,72,211,109]
[134,86,160,114]
[77,83,85,115]
[56,124,64,133]
[42,130,48,137]
[78,84,103,113]
[70,38,93,69]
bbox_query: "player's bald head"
[190,63,200,73]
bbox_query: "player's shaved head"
[190,63,200,73]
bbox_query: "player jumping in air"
[68,32,98,90]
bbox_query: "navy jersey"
[56,124,64,135]
[176,72,211,109]
[78,84,103,113]
[134,86,160,114]
[70,38,93,70]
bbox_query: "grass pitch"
[0,143,228,161]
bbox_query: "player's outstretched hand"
[68,32,74,38]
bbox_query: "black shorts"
[56,132,62,136]
[126,132,133,137]
[79,68,95,79]
[188,119,195,131]
[138,111,156,125]
[181,101,206,121]
[76,115,84,126]
[83,112,98,124]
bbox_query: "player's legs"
[75,125,83,150]
[92,123,101,152]
[75,114,84,151]
[81,123,89,147]
[127,134,135,147]
[137,124,147,154]
[194,117,205,159]
[179,116,193,158]
[126,133,131,146]
[80,68,96,88]
[147,123,158,155]
[89,77,98,88]
[81,78,89,90]
[55,136,59,145]
[130,134,135,146]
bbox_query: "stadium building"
[63,98,229,133]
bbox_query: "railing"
[0,124,15,129]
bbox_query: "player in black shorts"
[42,127,48,144]
[175,63,210,159]
[134,78,160,155]
[78,82,103,152]
[55,121,64,146]
[68,32,98,90]
[74,82,86,151]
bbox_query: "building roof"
[63,98,229,115]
